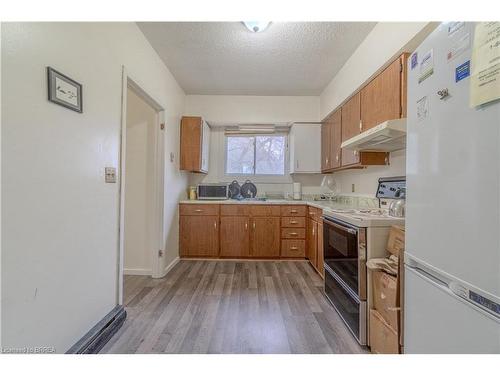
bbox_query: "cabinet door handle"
[245,222,248,230]
[252,221,256,230]
[335,154,339,162]
[359,120,363,131]
[290,246,298,250]
[195,209,203,213]
[312,227,315,236]
[290,209,298,214]
[296,160,299,169]
[214,221,217,230]
[290,220,298,224]
[290,232,298,236]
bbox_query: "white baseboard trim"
[161,256,180,278]
[124,268,152,276]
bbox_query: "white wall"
[185,95,320,124]
[1,22,187,352]
[124,88,156,275]
[333,150,406,195]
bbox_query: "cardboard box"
[372,270,399,331]
[369,309,399,354]
[386,225,405,256]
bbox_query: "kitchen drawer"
[307,206,323,222]
[281,228,306,239]
[281,216,306,228]
[250,205,281,217]
[281,240,306,257]
[220,204,250,216]
[179,204,219,216]
[280,205,306,217]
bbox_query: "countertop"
[179,199,405,227]
[179,198,344,211]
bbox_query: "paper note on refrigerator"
[416,96,429,122]
[470,22,500,107]
[419,49,434,83]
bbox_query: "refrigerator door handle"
[406,263,449,288]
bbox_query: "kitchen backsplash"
[188,176,379,200]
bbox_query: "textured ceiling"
[138,22,376,96]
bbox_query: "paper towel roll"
[293,182,302,200]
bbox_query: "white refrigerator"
[405,22,500,353]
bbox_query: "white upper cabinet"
[289,123,321,174]
[201,120,210,172]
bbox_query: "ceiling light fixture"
[242,21,271,33]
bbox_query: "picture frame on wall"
[47,67,83,113]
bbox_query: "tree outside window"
[225,135,285,175]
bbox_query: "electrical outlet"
[351,184,355,193]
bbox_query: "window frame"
[223,133,289,177]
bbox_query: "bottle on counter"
[293,182,302,200]
[188,186,197,200]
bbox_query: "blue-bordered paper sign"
[456,60,470,82]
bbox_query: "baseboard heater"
[66,305,127,354]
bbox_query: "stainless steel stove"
[322,177,406,345]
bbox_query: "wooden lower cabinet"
[306,218,318,269]
[180,215,219,257]
[250,217,280,257]
[180,203,309,260]
[317,221,324,277]
[306,207,324,277]
[220,216,249,257]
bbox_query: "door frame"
[117,66,165,305]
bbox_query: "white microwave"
[197,184,229,200]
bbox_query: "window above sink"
[225,135,286,176]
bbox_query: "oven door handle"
[322,216,358,235]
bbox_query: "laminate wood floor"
[101,260,366,354]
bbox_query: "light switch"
[105,167,117,183]
[170,152,175,163]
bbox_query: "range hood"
[341,118,406,152]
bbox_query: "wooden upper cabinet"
[180,116,210,173]
[250,217,280,258]
[331,109,342,169]
[321,120,331,172]
[360,54,408,132]
[179,215,219,257]
[321,109,341,172]
[220,216,249,257]
[341,93,361,167]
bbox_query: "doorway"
[123,87,157,276]
[117,70,165,305]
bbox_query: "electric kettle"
[389,188,406,218]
